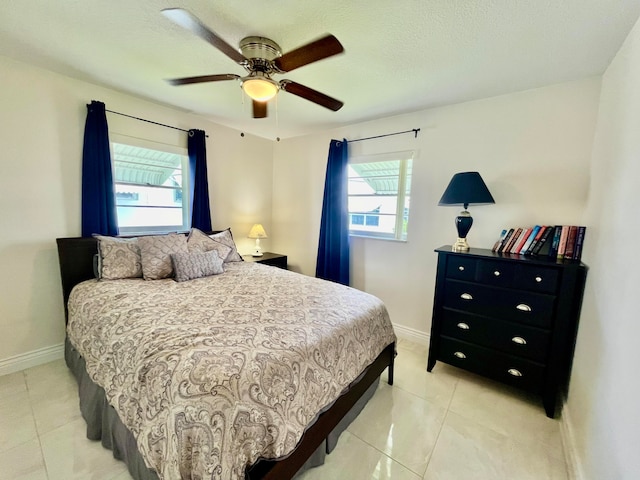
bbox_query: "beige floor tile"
[448,371,564,456]
[24,359,77,398]
[0,438,48,480]
[25,358,81,435]
[0,371,27,401]
[348,382,447,476]
[0,390,38,453]
[40,418,128,480]
[109,470,135,480]
[30,385,82,436]
[297,431,421,480]
[424,411,568,480]
[393,344,459,409]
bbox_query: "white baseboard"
[560,399,585,480]
[392,323,430,346]
[0,343,64,377]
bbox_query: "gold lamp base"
[452,237,470,252]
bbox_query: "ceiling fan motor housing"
[240,37,282,61]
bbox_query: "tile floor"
[0,338,569,480]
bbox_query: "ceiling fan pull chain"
[275,94,279,132]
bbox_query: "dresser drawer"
[444,280,556,328]
[439,337,545,393]
[445,256,477,281]
[514,265,560,294]
[477,260,516,288]
[441,309,551,362]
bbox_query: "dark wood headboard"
[56,232,222,323]
[56,237,99,323]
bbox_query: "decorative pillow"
[209,228,244,262]
[187,228,233,260]
[94,235,142,280]
[138,233,188,280]
[171,250,224,282]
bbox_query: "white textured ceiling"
[1,1,639,140]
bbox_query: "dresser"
[242,252,288,269]
[427,246,587,418]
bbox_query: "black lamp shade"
[438,172,495,209]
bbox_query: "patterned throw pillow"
[171,250,224,282]
[94,235,142,280]
[138,233,188,280]
[187,228,233,260]
[208,228,244,262]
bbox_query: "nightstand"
[242,252,287,269]
[428,246,587,418]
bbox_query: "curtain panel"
[316,139,350,285]
[188,129,212,231]
[81,100,118,237]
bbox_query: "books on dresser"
[492,225,586,260]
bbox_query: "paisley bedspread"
[67,262,396,479]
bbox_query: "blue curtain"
[188,129,212,231]
[81,100,118,237]
[316,139,350,285]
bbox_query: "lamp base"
[251,238,264,257]
[452,210,473,252]
[452,237,470,252]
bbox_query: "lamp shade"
[248,224,268,239]
[438,172,495,209]
[242,76,278,102]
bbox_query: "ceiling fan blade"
[162,8,247,64]
[253,101,267,119]
[166,74,240,86]
[280,80,344,111]
[274,34,344,72]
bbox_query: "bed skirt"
[64,337,379,479]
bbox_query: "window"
[348,151,413,241]
[110,135,190,234]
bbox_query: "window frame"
[347,150,414,241]
[109,133,191,235]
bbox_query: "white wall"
[0,55,273,372]
[272,79,600,339]
[567,15,640,480]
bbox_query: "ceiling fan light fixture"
[242,75,279,102]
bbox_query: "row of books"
[492,225,586,261]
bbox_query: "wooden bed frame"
[56,235,395,480]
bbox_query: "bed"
[56,233,396,480]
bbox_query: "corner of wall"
[560,398,586,480]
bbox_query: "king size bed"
[56,230,396,480]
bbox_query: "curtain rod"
[105,109,209,138]
[348,128,420,143]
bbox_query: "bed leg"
[387,342,395,385]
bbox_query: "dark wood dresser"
[427,246,587,417]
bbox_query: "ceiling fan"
[161,8,345,119]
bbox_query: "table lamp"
[438,172,495,252]
[248,224,268,257]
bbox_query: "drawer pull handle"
[512,336,527,345]
[457,322,470,330]
[516,303,532,312]
[454,351,467,359]
[507,368,523,377]
[460,293,473,300]
[458,266,465,271]
[493,270,501,277]
[535,276,543,283]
